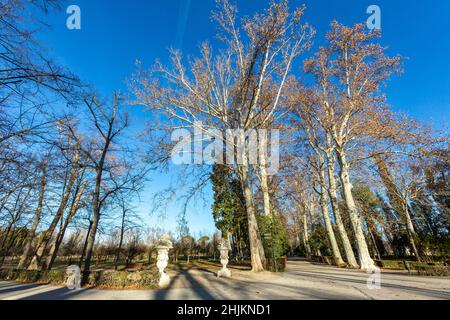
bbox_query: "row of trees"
[1,0,448,275]
[131,0,448,271]
[38,227,219,269]
[131,0,314,271]
[0,0,147,273]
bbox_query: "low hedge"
[83,269,159,289]
[376,260,450,276]
[414,265,449,277]
[0,268,160,289]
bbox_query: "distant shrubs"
[84,269,159,289]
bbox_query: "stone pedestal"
[217,240,232,278]
[156,236,173,288]
[66,265,81,290]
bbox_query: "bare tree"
[295,22,405,269]
[0,0,78,146]
[60,94,147,273]
[374,154,423,261]
[27,139,83,270]
[131,0,313,272]
[76,95,127,273]
[17,160,47,269]
[289,87,358,267]
[113,191,142,270]
[45,175,88,270]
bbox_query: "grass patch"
[84,269,159,289]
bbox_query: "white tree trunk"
[240,164,266,271]
[318,164,344,266]
[259,165,272,218]
[309,193,316,224]
[301,213,311,258]
[404,199,421,261]
[337,151,375,270]
[326,158,359,268]
[258,132,272,219]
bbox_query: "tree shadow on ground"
[0,282,30,289]
[20,287,90,300]
[153,264,216,300]
[0,283,40,297]
[153,266,182,300]
[287,270,450,299]
[0,282,90,300]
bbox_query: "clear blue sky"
[37,0,450,236]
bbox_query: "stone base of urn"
[159,272,171,288]
[217,267,232,278]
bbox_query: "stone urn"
[217,239,232,278]
[156,236,173,288]
[66,265,81,290]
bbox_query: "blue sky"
[36,0,450,236]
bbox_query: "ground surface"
[0,259,449,300]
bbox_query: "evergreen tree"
[210,164,249,261]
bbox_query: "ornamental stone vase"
[156,236,173,288]
[217,239,232,278]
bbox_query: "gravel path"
[1,259,449,300]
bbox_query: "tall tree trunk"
[259,166,272,218]
[18,162,47,269]
[309,192,317,225]
[258,133,272,218]
[403,199,421,261]
[374,154,421,261]
[83,205,100,273]
[28,167,77,271]
[301,212,311,258]
[326,152,359,268]
[79,220,92,268]
[83,150,109,273]
[83,111,114,273]
[309,191,324,257]
[114,207,126,270]
[239,164,266,272]
[337,151,375,270]
[45,180,86,270]
[369,229,381,260]
[317,164,344,266]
